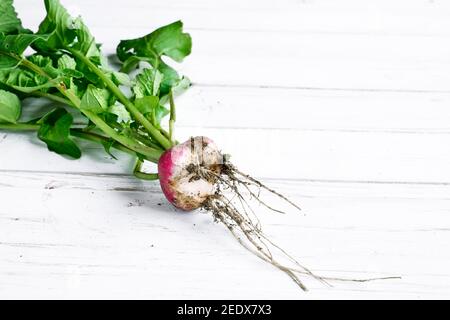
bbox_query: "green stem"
[68,48,173,150]
[0,80,70,105]
[132,130,164,151]
[168,90,176,144]
[133,158,159,181]
[70,130,136,156]
[32,91,71,105]
[0,122,154,161]
[20,58,47,76]
[31,91,165,154]
[17,56,163,163]
[0,123,39,131]
[62,87,163,162]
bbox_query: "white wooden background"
[1,0,450,299]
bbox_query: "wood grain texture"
[0,0,449,299]
[1,172,450,299]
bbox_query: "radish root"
[200,159,401,291]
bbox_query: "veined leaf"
[135,96,159,114]
[159,76,191,105]
[157,60,181,94]
[117,21,191,95]
[34,0,77,51]
[119,55,142,74]
[28,54,60,78]
[117,21,191,63]
[0,89,20,123]
[108,103,131,123]
[72,17,100,59]
[61,68,83,79]
[135,96,168,126]
[112,72,132,87]
[80,84,109,113]
[0,54,83,95]
[0,0,24,34]
[34,0,101,58]
[57,54,76,70]
[0,33,49,69]
[0,67,46,89]
[0,72,59,93]
[37,108,81,159]
[57,55,84,78]
[133,68,162,98]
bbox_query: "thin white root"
[201,161,400,291]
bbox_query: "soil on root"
[198,161,400,291]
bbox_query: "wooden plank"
[175,86,450,132]
[12,2,450,91]
[3,0,449,299]
[179,30,450,91]
[0,171,449,298]
[1,125,450,182]
[17,85,450,132]
[1,87,449,181]
[3,125,450,182]
[14,0,450,36]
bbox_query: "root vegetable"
[158,136,222,211]
[0,0,399,291]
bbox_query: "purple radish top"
[158,136,223,211]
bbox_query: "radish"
[0,0,399,291]
[157,136,324,290]
[158,136,223,211]
[156,136,398,289]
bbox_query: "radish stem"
[67,48,173,150]
[133,158,159,180]
[169,90,176,144]
[18,57,163,162]
[32,91,72,105]
[0,123,156,162]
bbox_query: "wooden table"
[1,0,450,299]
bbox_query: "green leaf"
[57,55,84,78]
[134,96,159,114]
[0,68,45,89]
[0,0,24,34]
[153,104,169,125]
[34,0,77,51]
[108,103,131,123]
[61,68,83,79]
[133,68,162,98]
[71,17,100,59]
[0,89,20,123]
[34,0,101,59]
[160,76,191,104]
[28,54,60,77]
[37,108,81,159]
[80,84,109,113]
[101,138,117,160]
[117,21,191,94]
[0,54,66,94]
[57,54,76,70]
[119,55,142,73]
[121,56,183,95]
[157,61,182,94]
[135,96,168,126]
[0,71,58,93]
[112,72,131,87]
[117,21,191,63]
[0,33,49,69]
[171,76,191,94]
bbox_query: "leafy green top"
[0,0,24,34]
[0,0,191,162]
